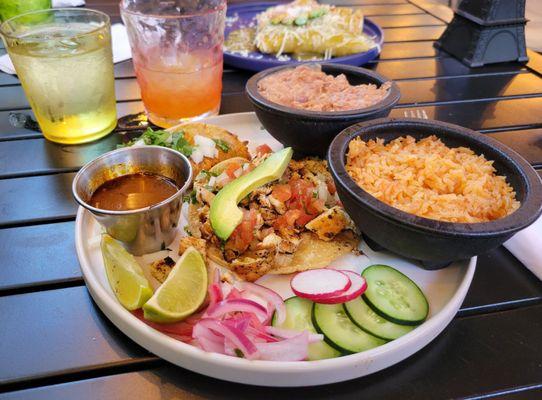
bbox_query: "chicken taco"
[123,122,251,176]
[178,146,360,282]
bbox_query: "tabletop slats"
[0,286,152,389]
[3,375,540,400]
[379,40,437,59]
[2,126,542,180]
[0,61,537,142]
[397,73,542,106]
[2,94,542,224]
[1,296,541,399]
[487,129,542,168]
[321,0,408,5]
[389,96,542,131]
[382,25,444,42]
[0,173,77,228]
[369,14,443,27]
[0,222,80,293]
[1,225,540,310]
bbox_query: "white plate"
[75,112,476,387]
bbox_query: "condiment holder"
[72,146,192,255]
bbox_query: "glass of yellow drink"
[0,8,117,144]
[120,0,226,128]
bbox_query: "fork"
[403,109,429,119]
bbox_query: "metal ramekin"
[72,146,193,255]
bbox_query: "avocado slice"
[209,147,293,241]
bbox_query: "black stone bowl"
[245,63,400,157]
[328,118,542,268]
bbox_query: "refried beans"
[257,65,391,112]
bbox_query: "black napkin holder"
[434,0,528,68]
[455,0,527,25]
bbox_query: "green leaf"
[173,131,195,157]
[121,127,172,148]
[213,138,230,152]
[182,190,198,205]
[197,170,211,180]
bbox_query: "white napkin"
[51,0,86,7]
[0,23,131,75]
[504,215,542,280]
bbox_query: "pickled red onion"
[195,319,259,359]
[237,281,287,325]
[205,298,268,321]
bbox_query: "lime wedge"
[142,247,208,323]
[101,234,153,311]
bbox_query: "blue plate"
[224,2,384,72]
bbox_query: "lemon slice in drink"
[143,247,208,323]
[101,235,153,310]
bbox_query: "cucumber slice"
[272,297,340,360]
[344,297,416,340]
[362,265,429,326]
[312,303,386,354]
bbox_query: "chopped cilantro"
[182,190,198,205]
[126,127,171,147]
[183,226,192,236]
[197,170,211,181]
[234,348,244,358]
[173,131,195,157]
[313,190,318,198]
[120,127,195,157]
[213,138,230,152]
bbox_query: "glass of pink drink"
[120,0,226,128]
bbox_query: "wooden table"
[1,1,542,398]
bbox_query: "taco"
[180,149,360,282]
[175,123,251,176]
[124,123,251,177]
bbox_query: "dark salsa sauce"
[89,172,179,211]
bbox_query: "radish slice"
[315,270,367,304]
[290,269,351,301]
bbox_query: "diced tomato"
[326,180,337,195]
[295,210,316,227]
[288,178,315,210]
[225,161,241,179]
[228,209,258,252]
[274,209,301,231]
[306,198,326,215]
[256,144,272,156]
[272,184,292,202]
